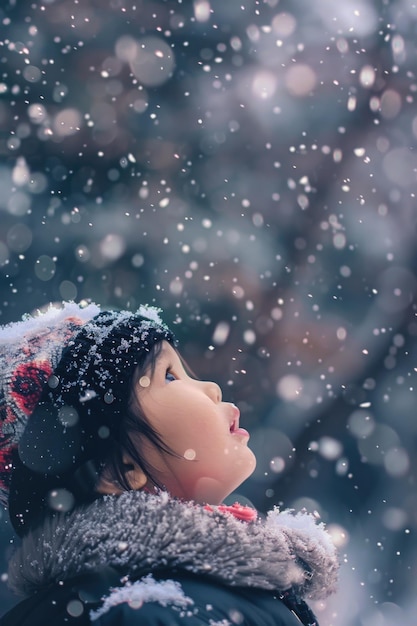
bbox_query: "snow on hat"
[0,302,175,526]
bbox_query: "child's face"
[134,341,256,504]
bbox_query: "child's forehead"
[157,341,179,359]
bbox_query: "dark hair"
[100,341,179,492]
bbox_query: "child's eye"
[165,370,176,383]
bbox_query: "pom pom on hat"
[0,302,176,521]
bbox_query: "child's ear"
[122,455,148,491]
[96,456,148,495]
[96,473,123,495]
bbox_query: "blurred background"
[0,0,416,623]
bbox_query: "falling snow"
[1,0,417,624]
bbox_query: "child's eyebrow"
[158,343,172,359]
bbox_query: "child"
[0,302,338,625]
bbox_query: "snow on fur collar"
[8,490,339,600]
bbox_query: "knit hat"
[0,302,176,534]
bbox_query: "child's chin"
[240,447,257,480]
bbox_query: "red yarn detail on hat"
[10,361,52,415]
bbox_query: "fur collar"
[8,490,339,600]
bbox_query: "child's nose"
[200,380,222,403]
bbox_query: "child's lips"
[228,404,250,438]
[232,426,250,438]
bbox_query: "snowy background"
[1,1,417,623]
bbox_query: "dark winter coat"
[1,491,339,625]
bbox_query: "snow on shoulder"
[90,575,193,621]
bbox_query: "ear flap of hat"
[9,451,102,536]
[18,402,83,475]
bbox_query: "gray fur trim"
[8,490,339,600]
